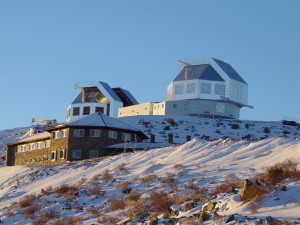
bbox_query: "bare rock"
[225,214,235,223]
[198,211,210,222]
[203,201,216,212]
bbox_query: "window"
[53,131,60,139]
[161,104,164,108]
[186,83,196,94]
[59,150,65,159]
[29,143,35,150]
[90,129,101,137]
[83,106,90,115]
[95,107,104,113]
[89,150,99,158]
[61,130,67,138]
[173,104,177,109]
[51,151,56,161]
[73,107,80,116]
[73,129,85,137]
[122,133,131,141]
[215,84,225,95]
[108,130,117,139]
[45,140,51,148]
[175,84,184,95]
[201,83,211,94]
[37,142,43,149]
[72,149,82,159]
[20,145,26,152]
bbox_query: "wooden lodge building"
[6,113,148,166]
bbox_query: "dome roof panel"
[174,64,225,82]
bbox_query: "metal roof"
[212,58,247,84]
[174,64,225,82]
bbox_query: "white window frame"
[122,133,131,141]
[72,149,82,159]
[59,149,65,159]
[73,107,80,116]
[51,151,56,161]
[186,83,196,94]
[73,129,85,137]
[200,83,211,94]
[89,150,99,158]
[37,142,43,149]
[45,140,51,148]
[108,130,117,139]
[20,145,26,152]
[215,84,225,95]
[29,143,35,151]
[174,84,184,95]
[61,129,67,138]
[53,131,60,139]
[89,129,101,137]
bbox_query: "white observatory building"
[118,58,252,119]
[66,81,138,121]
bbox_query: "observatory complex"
[118,58,252,119]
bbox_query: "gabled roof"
[73,81,122,104]
[66,113,138,130]
[212,58,247,84]
[7,132,51,145]
[174,64,225,82]
[48,113,148,138]
[175,58,247,84]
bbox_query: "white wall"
[67,103,108,121]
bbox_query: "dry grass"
[19,193,38,208]
[248,196,265,214]
[116,163,128,171]
[32,209,59,225]
[148,191,174,213]
[22,204,40,219]
[125,189,141,202]
[173,194,186,205]
[89,185,105,197]
[211,175,241,195]
[50,216,82,225]
[125,199,148,221]
[173,163,184,169]
[188,186,207,203]
[97,216,120,224]
[139,174,159,184]
[264,159,300,185]
[116,181,131,189]
[108,196,125,211]
[41,186,54,196]
[161,174,178,190]
[102,169,113,181]
[54,184,77,201]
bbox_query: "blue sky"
[0,1,299,130]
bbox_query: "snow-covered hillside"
[0,116,299,224]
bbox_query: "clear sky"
[0,1,299,130]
